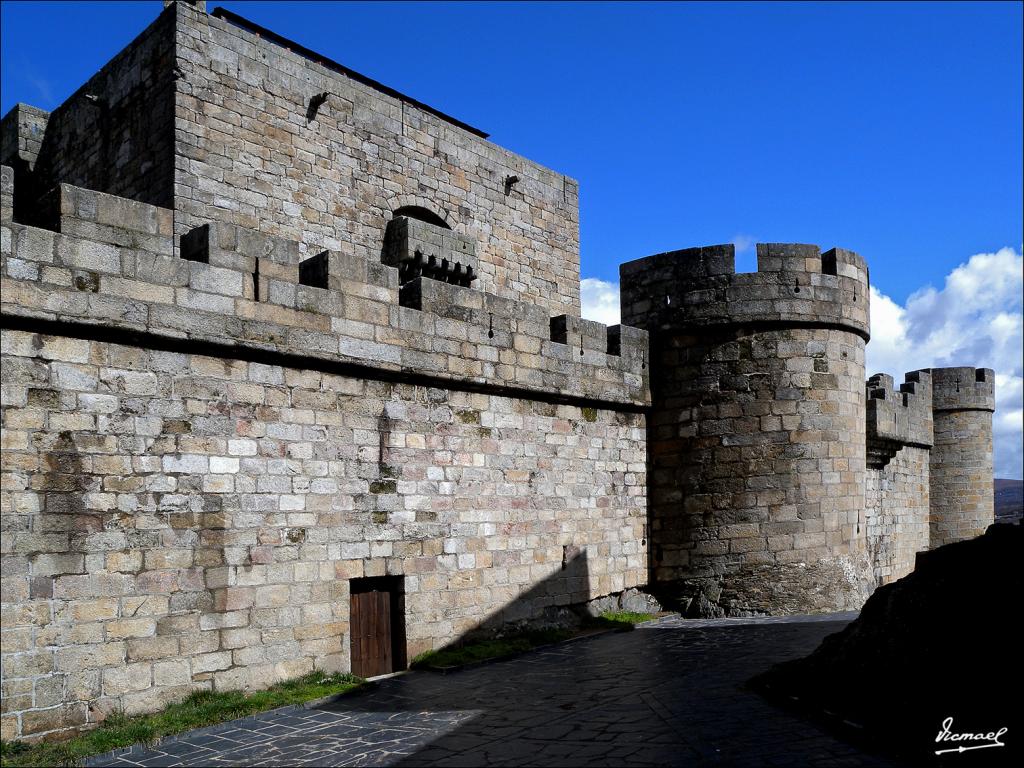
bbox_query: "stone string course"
[0,0,996,744]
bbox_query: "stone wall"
[929,367,995,547]
[0,183,645,408]
[0,103,49,172]
[1,165,12,224]
[865,447,930,586]
[170,3,580,315]
[862,370,933,585]
[0,329,645,742]
[1,2,581,315]
[0,0,1003,741]
[0,11,175,223]
[621,243,872,616]
[0,104,51,225]
[0,179,647,742]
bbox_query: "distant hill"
[995,478,1023,525]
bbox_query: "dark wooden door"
[350,588,392,678]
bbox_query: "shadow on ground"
[89,614,910,767]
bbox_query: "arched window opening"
[392,205,450,230]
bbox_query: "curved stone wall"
[928,367,995,547]
[624,243,871,615]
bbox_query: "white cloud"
[866,246,1023,480]
[580,278,621,326]
[731,233,757,253]
[583,245,1024,479]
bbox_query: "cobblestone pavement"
[87,613,902,767]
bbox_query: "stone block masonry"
[863,371,933,585]
[0,14,175,225]
[170,3,581,315]
[0,329,646,742]
[928,367,995,547]
[0,0,997,743]
[621,243,873,616]
[1,0,580,316]
[1,178,647,741]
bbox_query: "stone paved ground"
[87,613,903,767]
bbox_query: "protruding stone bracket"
[383,216,477,288]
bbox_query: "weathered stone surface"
[928,368,996,547]
[0,329,647,740]
[0,0,996,746]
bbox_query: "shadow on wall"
[415,549,594,657]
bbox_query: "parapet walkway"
[88,613,901,767]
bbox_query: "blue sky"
[2,1,1022,476]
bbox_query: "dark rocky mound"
[751,524,1022,763]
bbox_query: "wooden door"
[350,588,392,678]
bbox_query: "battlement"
[39,183,174,256]
[928,367,995,412]
[0,176,648,407]
[865,370,934,467]
[619,242,870,340]
[0,102,49,172]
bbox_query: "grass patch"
[586,611,656,630]
[410,613,660,671]
[410,629,573,669]
[0,670,364,768]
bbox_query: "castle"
[0,0,994,742]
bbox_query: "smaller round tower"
[927,367,995,547]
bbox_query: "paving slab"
[87,613,902,767]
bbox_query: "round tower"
[927,367,995,547]
[620,243,871,616]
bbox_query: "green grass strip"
[410,628,574,669]
[0,670,364,768]
[409,612,657,670]
[593,611,655,627]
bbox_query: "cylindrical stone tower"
[621,243,872,616]
[928,367,995,547]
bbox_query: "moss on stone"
[368,479,396,494]
[456,409,481,424]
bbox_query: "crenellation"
[32,185,175,260]
[620,242,870,340]
[756,242,822,274]
[625,242,872,617]
[0,104,51,172]
[929,366,996,412]
[865,369,934,467]
[2,204,648,408]
[549,315,608,356]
